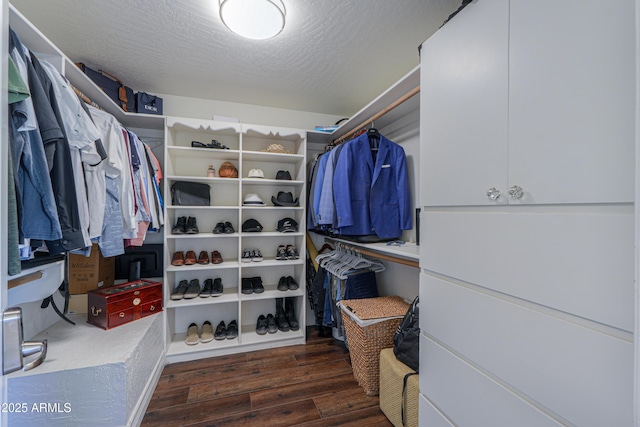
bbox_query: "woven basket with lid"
[339,295,410,396]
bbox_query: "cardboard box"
[68,244,115,294]
[68,294,88,314]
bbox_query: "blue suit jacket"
[333,133,412,238]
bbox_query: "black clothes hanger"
[367,124,380,151]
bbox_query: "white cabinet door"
[420,0,509,207]
[508,0,635,204]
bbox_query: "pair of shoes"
[185,321,214,345]
[214,320,238,340]
[172,250,198,266]
[200,278,224,297]
[275,297,299,331]
[256,314,278,335]
[199,250,222,264]
[213,221,235,234]
[276,245,299,260]
[171,279,201,299]
[172,216,198,234]
[241,249,263,263]
[277,276,299,291]
[241,277,264,294]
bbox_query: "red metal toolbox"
[87,280,163,329]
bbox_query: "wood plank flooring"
[142,327,393,427]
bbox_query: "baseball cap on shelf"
[243,193,265,206]
[248,168,264,178]
[277,217,299,233]
[271,191,299,207]
[275,170,292,180]
[242,218,263,232]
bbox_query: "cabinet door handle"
[486,187,501,201]
[509,185,524,200]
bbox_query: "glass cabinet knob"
[509,185,524,200]
[486,187,501,201]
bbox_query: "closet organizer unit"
[164,118,307,362]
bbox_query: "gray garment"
[96,177,125,257]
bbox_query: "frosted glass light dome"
[219,0,286,40]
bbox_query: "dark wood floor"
[142,326,393,427]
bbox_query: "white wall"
[158,93,345,130]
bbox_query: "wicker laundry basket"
[339,296,410,396]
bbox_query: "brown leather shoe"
[171,251,185,266]
[184,250,197,265]
[198,250,210,265]
[211,250,223,264]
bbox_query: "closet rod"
[333,85,420,145]
[328,239,419,269]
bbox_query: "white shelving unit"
[164,117,307,363]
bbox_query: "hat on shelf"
[276,217,299,233]
[242,218,263,232]
[243,193,266,206]
[275,170,292,180]
[248,168,265,178]
[272,191,299,207]
[219,161,238,178]
[262,143,292,154]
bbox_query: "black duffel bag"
[76,62,135,112]
[393,296,419,372]
[171,181,210,206]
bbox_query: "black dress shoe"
[241,278,253,294]
[252,277,264,293]
[286,276,299,290]
[172,216,187,234]
[213,222,225,234]
[256,315,268,335]
[277,276,288,291]
[224,221,235,233]
[186,216,199,234]
[266,314,278,334]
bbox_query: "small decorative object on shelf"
[207,165,216,177]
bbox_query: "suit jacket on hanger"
[332,133,412,239]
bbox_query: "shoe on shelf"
[252,277,264,293]
[275,298,290,332]
[185,323,199,345]
[191,140,207,148]
[170,280,189,300]
[211,250,223,264]
[252,249,263,262]
[214,321,226,340]
[256,315,268,335]
[276,245,288,261]
[285,297,299,331]
[266,314,278,334]
[277,276,288,291]
[184,250,197,265]
[184,279,201,299]
[287,276,299,291]
[172,216,187,234]
[200,321,214,343]
[171,251,185,266]
[198,250,210,265]
[211,278,224,296]
[224,221,235,234]
[241,277,253,294]
[226,320,238,339]
[285,245,300,260]
[213,222,225,234]
[241,249,253,263]
[186,216,199,234]
[200,278,213,297]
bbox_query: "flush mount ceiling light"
[219,0,286,40]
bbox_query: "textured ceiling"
[10,0,460,117]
